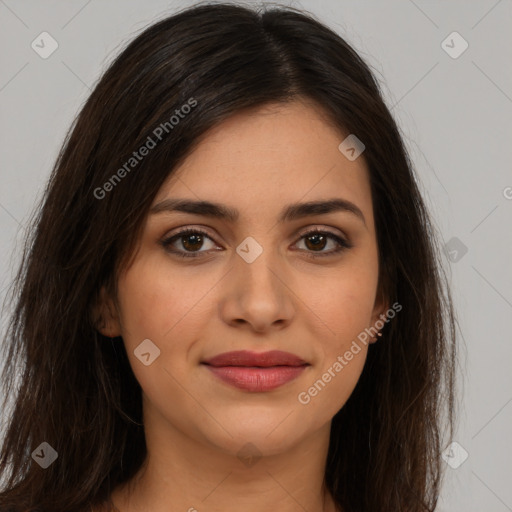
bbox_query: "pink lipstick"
[201,350,309,392]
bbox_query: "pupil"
[180,233,327,252]
[183,234,202,251]
[306,234,326,251]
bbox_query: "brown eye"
[295,229,352,257]
[161,227,352,259]
[161,228,217,258]
[304,232,328,251]
[181,233,204,252]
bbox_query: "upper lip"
[202,350,308,367]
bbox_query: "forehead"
[153,99,373,227]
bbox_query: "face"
[97,98,387,458]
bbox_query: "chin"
[201,413,307,458]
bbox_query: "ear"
[369,286,389,344]
[91,285,122,338]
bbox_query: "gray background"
[1,1,511,510]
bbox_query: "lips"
[201,350,309,392]
[202,350,307,367]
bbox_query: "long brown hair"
[0,3,458,511]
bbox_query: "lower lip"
[203,364,308,392]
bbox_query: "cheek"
[311,268,378,346]
[115,260,209,396]
[296,277,374,419]
[296,347,367,427]
[116,258,210,344]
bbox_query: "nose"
[218,247,295,333]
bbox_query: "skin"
[96,97,388,512]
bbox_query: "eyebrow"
[149,197,366,227]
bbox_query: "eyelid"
[163,225,222,246]
[160,225,352,258]
[163,224,347,242]
[295,224,348,240]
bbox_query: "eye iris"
[305,233,327,251]
[182,233,203,251]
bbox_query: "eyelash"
[160,227,353,259]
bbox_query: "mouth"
[201,350,310,392]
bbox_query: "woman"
[0,3,458,511]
